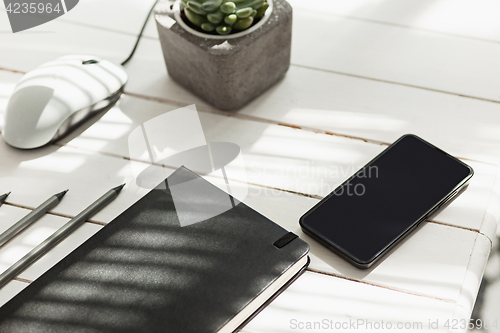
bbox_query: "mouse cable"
[121,0,160,66]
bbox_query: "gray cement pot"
[155,0,292,111]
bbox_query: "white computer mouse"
[2,55,128,149]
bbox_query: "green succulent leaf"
[201,22,216,31]
[183,0,268,34]
[224,13,238,25]
[235,0,264,9]
[255,2,268,18]
[216,25,232,35]
[233,16,253,30]
[220,2,236,14]
[184,7,207,26]
[235,7,253,18]
[207,9,224,23]
[187,1,208,15]
[201,0,222,12]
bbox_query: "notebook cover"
[0,166,309,332]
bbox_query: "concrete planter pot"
[155,0,292,111]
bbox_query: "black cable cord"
[121,0,160,66]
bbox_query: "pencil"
[0,184,125,289]
[0,192,10,207]
[0,190,68,248]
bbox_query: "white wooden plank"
[15,89,486,302]
[0,95,491,304]
[0,195,487,332]
[5,25,497,168]
[0,71,18,131]
[0,189,486,332]
[125,56,500,166]
[123,40,500,166]
[481,167,500,239]
[203,174,489,304]
[452,233,492,325]
[0,280,29,308]
[242,270,458,333]
[59,0,158,38]
[226,178,493,303]
[0,68,496,230]
[0,18,137,71]
[51,95,498,234]
[2,4,500,102]
[433,161,497,235]
[233,66,500,166]
[0,205,102,281]
[3,61,500,168]
[290,10,500,102]
[0,160,482,316]
[288,0,500,43]
[0,118,491,320]
[0,138,152,224]
[2,18,500,167]
[28,0,500,45]
[1,15,497,233]
[0,165,487,310]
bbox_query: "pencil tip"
[55,189,69,200]
[0,192,10,204]
[113,184,126,193]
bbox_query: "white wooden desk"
[1,1,500,332]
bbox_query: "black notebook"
[0,166,309,333]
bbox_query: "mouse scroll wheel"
[82,59,99,65]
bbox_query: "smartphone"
[299,134,473,269]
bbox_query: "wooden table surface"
[1,0,500,332]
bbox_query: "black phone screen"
[300,134,473,266]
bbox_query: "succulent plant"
[180,0,270,35]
